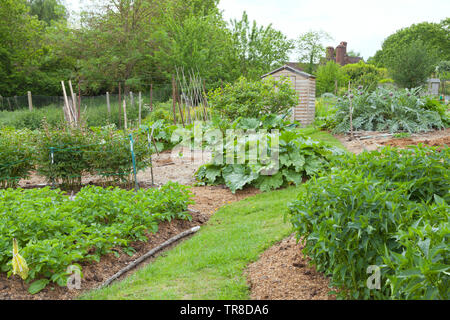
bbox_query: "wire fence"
[0,84,173,112]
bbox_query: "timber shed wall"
[262,66,316,126]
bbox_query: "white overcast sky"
[65,0,449,60]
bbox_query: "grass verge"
[297,126,346,150]
[79,186,298,300]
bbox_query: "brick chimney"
[336,44,345,66]
[326,46,335,61]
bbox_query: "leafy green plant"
[85,126,150,185]
[0,182,194,293]
[196,128,342,193]
[287,145,450,299]
[35,125,91,188]
[0,128,36,188]
[332,87,446,133]
[208,76,297,119]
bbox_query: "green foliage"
[314,95,338,129]
[296,30,332,74]
[196,127,342,193]
[0,183,194,293]
[85,126,150,184]
[370,19,450,68]
[229,11,294,80]
[141,119,179,152]
[27,0,67,24]
[34,125,151,188]
[423,96,450,126]
[35,126,90,187]
[0,105,64,130]
[341,61,388,92]
[332,87,446,133]
[288,145,450,299]
[315,61,349,97]
[386,40,438,88]
[208,76,297,119]
[0,128,35,188]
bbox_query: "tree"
[229,11,294,80]
[152,12,234,88]
[387,40,438,88]
[0,0,46,96]
[27,0,67,24]
[296,30,332,74]
[315,61,348,97]
[370,20,449,68]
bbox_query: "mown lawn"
[80,186,299,300]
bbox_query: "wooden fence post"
[150,84,153,111]
[106,92,111,115]
[123,99,128,130]
[172,75,177,124]
[138,91,142,126]
[27,91,33,111]
[78,82,81,123]
[118,82,122,127]
[130,91,134,108]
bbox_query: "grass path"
[81,128,343,300]
[80,186,298,300]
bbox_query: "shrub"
[0,128,36,188]
[341,61,388,92]
[84,126,150,185]
[332,87,446,133]
[207,76,297,119]
[36,126,91,188]
[287,145,449,299]
[315,61,349,97]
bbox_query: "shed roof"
[261,64,316,79]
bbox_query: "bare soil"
[335,128,450,154]
[246,234,335,300]
[0,185,259,300]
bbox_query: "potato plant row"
[0,182,194,293]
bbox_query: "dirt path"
[0,185,259,300]
[335,128,450,154]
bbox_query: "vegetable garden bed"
[0,185,258,300]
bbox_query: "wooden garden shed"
[261,64,316,126]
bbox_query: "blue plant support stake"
[129,134,140,191]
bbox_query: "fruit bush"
[0,128,36,188]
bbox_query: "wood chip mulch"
[245,234,336,300]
